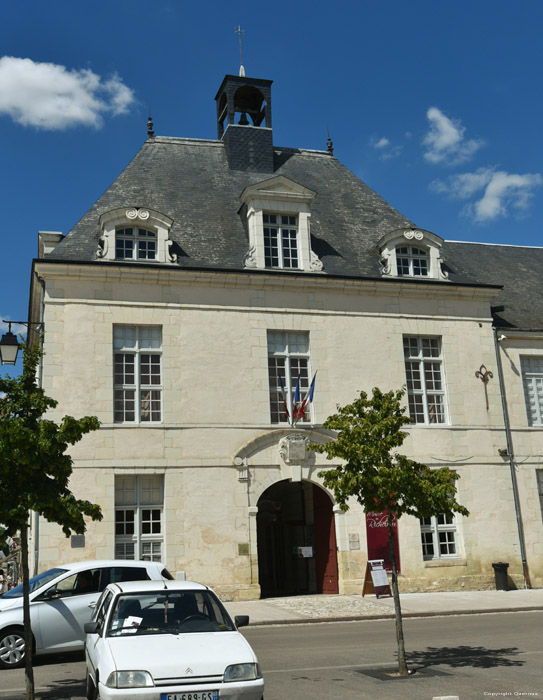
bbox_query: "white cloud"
[431,167,543,222]
[372,137,390,149]
[370,135,403,160]
[0,57,135,130]
[423,107,483,165]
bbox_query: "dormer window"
[396,246,428,277]
[240,176,323,273]
[378,228,448,281]
[97,208,176,265]
[263,214,299,269]
[116,228,157,261]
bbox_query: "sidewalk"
[225,588,543,625]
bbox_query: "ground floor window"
[420,513,457,560]
[537,470,543,521]
[115,475,163,561]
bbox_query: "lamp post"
[0,321,43,366]
[0,322,21,365]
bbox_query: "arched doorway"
[256,480,338,597]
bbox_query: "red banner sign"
[365,510,400,572]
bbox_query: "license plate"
[161,693,219,700]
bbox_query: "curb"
[249,604,543,626]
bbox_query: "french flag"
[294,371,317,423]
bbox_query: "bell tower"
[215,75,274,172]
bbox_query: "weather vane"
[234,25,245,77]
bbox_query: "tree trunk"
[21,523,35,700]
[387,517,408,676]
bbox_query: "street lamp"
[0,323,20,365]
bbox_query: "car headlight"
[106,670,154,688]
[224,663,262,682]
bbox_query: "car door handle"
[88,602,97,609]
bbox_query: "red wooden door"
[313,486,339,594]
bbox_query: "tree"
[310,387,469,676]
[0,340,102,700]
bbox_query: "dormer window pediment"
[97,208,176,264]
[240,176,323,273]
[378,228,448,281]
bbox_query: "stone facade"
[27,72,543,599]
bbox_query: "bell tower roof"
[215,74,274,172]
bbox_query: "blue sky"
[1,0,542,368]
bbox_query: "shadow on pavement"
[32,650,85,667]
[407,645,524,669]
[36,679,85,699]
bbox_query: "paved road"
[1,611,542,699]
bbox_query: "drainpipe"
[493,326,531,588]
[32,273,46,577]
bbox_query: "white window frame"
[420,513,458,560]
[114,326,162,424]
[263,213,299,269]
[267,331,312,424]
[116,227,157,261]
[521,356,543,426]
[115,475,164,561]
[396,245,429,277]
[403,336,447,424]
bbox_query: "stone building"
[28,72,543,599]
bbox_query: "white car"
[84,580,264,700]
[0,559,173,669]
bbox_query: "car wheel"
[86,671,99,700]
[0,628,26,670]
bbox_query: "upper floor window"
[114,326,162,424]
[264,214,299,269]
[116,228,157,261]
[396,246,428,277]
[403,336,446,424]
[240,176,323,273]
[521,356,543,426]
[420,513,458,560]
[378,228,448,281]
[267,331,311,424]
[98,208,176,264]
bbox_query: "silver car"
[0,559,173,669]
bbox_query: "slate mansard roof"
[42,135,543,333]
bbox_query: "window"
[378,228,449,281]
[420,514,458,560]
[537,470,543,521]
[114,326,162,423]
[403,336,446,424]
[240,176,322,272]
[115,228,157,261]
[115,475,164,561]
[267,331,311,424]
[263,214,299,269]
[521,357,543,426]
[396,246,428,277]
[97,208,175,264]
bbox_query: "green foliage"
[310,387,469,520]
[0,340,102,538]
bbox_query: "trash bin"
[492,562,509,591]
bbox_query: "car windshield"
[1,568,67,599]
[107,590,236,636]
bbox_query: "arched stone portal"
[256,480,338,597]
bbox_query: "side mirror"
[84,622,99,634]
[39,588,62,601]
[234,615,249,628]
